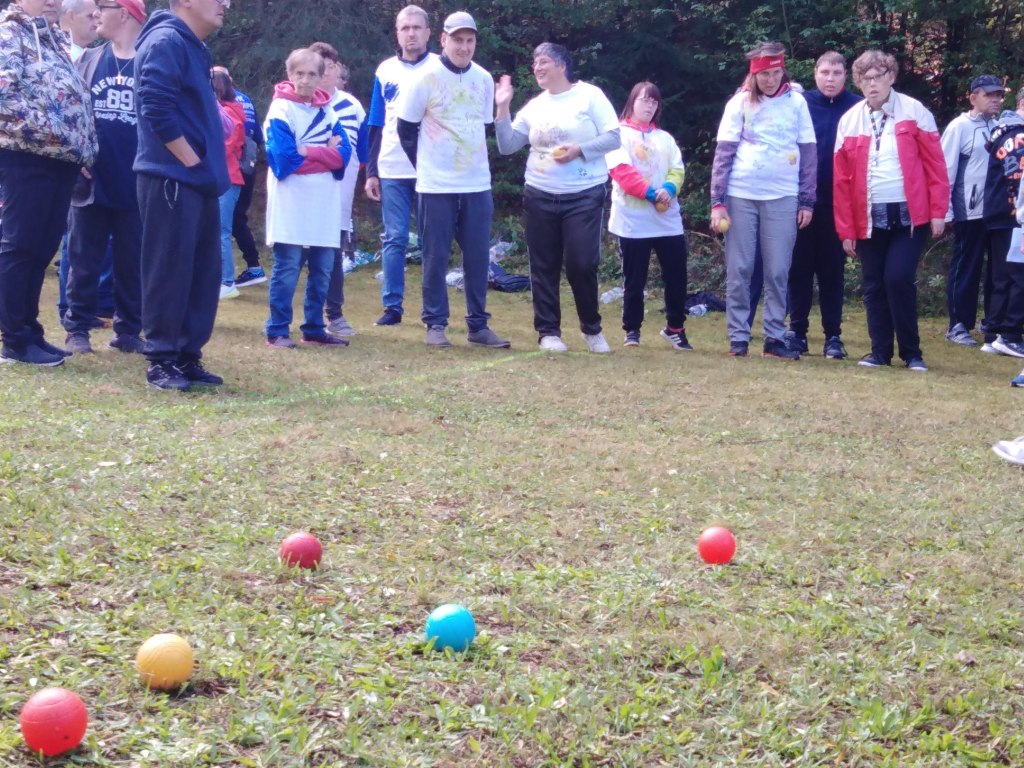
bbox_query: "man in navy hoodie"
[785,51,861,359]
[133,0,229,390]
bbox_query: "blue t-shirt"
[89,47,139,209]
[235,90,262,142]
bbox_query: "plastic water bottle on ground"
[600,286,625,304]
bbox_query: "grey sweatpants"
[725,195,798,343]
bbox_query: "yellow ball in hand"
[655,200,670,213]
[716,218,731,234]
[136,633,194,691]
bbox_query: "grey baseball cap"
[443,11,477,34]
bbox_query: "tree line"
[205,0,1024,219]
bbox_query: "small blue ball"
[425,603,476,652]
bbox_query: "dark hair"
[211,69,235,102]
[533,42,572,82]
[742,41,791,104]
[308,41,339,65]
[620,81,662,124]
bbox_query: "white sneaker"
[539,335,568,352]
[583,332,611,354]
[219,284,240,300]
[992,436,1024,465]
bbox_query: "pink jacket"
[833,90,949,241]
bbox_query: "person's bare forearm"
[165,137,200,168]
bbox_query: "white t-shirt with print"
[716,87,815,201]
[511,81,619,194]
[607,123,685,239]
[396,57,493,194]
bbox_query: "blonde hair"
[285,48,324,77]
[851,50,898,87]
[742,41,790,104]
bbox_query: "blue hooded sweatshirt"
[132,10,228,197]
[803,88,862,207]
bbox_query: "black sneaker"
[0,343,66,366]
[623,330,640,347]
[992,338,1024,359]
[178,360,223,385]
[823,336,847,360]
[660,327,692,350]
[905,357,928,372]
[302,333,349,347]
[108,334,145,354]
[784,330,808,355]
[235,268,267,287]
[763,337,800,360]
[374,309,402,326]
[857,352,890,367]
[729,341,748,357]
[146,361,188,390]
[35,337,72,357]
[64,331,93,355]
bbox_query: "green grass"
[2,268,1024,767]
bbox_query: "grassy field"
[2,267,1024,767]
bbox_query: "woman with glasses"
[834,50,948,371]
[494,43,620,353]
[710,41,816,360]
[606,81,691,350]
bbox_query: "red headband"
[750,55,785,74]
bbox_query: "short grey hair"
[397,5,429,28]
[61,0,89,14]
[533,42,572,81]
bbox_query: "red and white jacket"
[833,90,949,240]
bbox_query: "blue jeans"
[380,177,417,314]
[265,242,332,339]
[219,185,241,285]
[419,191,493,331]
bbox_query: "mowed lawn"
[2,266,1024,767]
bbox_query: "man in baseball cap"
[442,10,476,34]
[940,73,1005,349]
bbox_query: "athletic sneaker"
[327,317,356,337]
[219,283,240,300]
[905,357,928,372]
[784,330,808,355]
[467,327,511,348]
[763,337,800,360]
[728,341,748,357]
[108,334,145,354]
[235,268,267,287]
[660,327,692,351]
[374,309,402,326]
[823,335,847,360]
[992,436,1024,465]
[623,330,641,347]
[425,326,452,348]
[539,335,568,352]
[945,322,977,346]
[583,332,611,354]
[302,333,349,347]
[980,334,1001,354]
[266,336,297,350]
[992,338,1024,358]
[36,338,72,357]
[0,343,66,366]
[64,331,93,355]
[858,352,890,367]
[146,361,188,391]
[178,360,223,386]
[1012,370,1024,388]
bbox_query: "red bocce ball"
[279,531,323,569]
[19,687,88,757]
[697,526,737,565]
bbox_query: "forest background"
[206,0,1024,308]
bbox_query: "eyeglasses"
[860,71,890,85]
[95,3,121,9]
[636,96,658,105]
[213,0,230,7]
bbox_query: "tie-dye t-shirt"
[606,123,686,238]
[511,81,619,194]
[715,88,815,201]
[397,57,494,194]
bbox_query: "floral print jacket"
[0,4,96,165]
